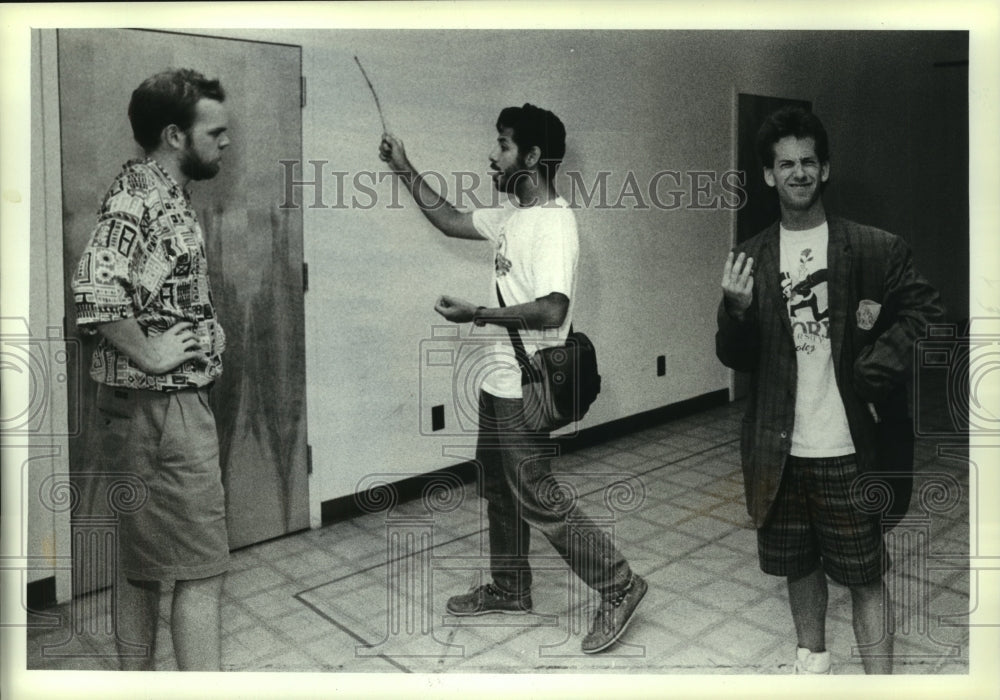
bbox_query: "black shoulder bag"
[495,284,601,432]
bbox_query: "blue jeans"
[477,391,632,598]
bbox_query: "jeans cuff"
[492,579,531,599]
[602,570,635,601]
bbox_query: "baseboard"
[320,388,729,526]
[26,576,57,611]
[555,389,729,453]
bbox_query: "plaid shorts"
[757,454,888,586]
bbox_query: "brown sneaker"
[581,574,648,654]
[446,583,532,616]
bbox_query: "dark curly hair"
[496,103,566,181]
[755,106,829,168]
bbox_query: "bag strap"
[495,283,575,385]
[496,283,533,384]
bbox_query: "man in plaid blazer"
[716,106,942,674]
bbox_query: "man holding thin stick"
[379,104,647,654]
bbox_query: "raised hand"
[722,250,754,319]
[378,133,410,174]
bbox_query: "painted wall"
[32,29,969,542]
[285,29,969,509]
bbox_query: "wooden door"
[58,30,309,592]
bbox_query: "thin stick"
[354,55,388,134]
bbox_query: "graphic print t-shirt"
[779,222,854,457]
[471,197,578,398]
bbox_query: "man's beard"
[496,166,538,195]
[179,147,220,181]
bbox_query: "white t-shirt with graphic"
[471,197,579,398]
[779,221,855,457]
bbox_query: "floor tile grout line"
[226,593,386,670]
[30,416,971,673]
[436,625,545,669]
[694,634,788,670]
[596,437,741,471]
[293,592,412,673]
[295,436,743,596]
[293,528,486,595]
[285,436,746,662]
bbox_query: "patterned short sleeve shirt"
[72,158,225,390]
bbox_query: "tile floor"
[25,398,970,674]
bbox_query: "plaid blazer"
[716,217,943,527]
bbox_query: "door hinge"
[301,76,307,109]
[302,262,309,293]
[306,444,313,475]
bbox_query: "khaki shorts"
[92,383,230,581]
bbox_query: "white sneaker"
[794,646,832,674]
